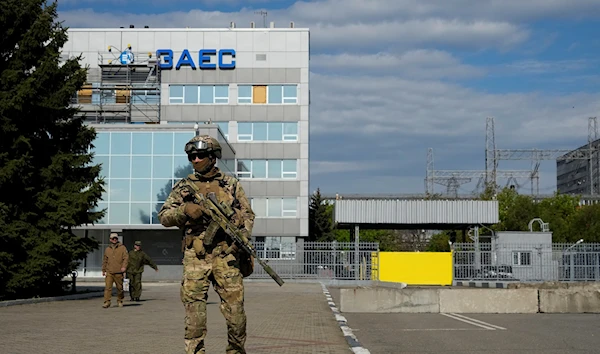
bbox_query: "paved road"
[0,282,351,354]
[342,311,600,353]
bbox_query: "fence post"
[354,225,360,281]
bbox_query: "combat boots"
[102,301,111,308]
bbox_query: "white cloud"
[311,50,487,79]
[309,72,600,145]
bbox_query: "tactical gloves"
[184,203,204,219]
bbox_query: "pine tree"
[0,0,105,300]
[308,188,333,241]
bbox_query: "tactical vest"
[183,172,238,254]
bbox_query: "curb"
[320,282,370,354]
[453,281,509,289]
[0,291,105,307]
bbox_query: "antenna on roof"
[254,10,268,28]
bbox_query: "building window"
[236,159,297,179]
[89,130,196,225]
[249,198,297,218]
[256,237,296,260]
[237,122,298,141]
[169,85,229,104]
[512,251,532,266]
[216,122,229,140]
[237,85,298,104]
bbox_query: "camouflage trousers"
[127,272,143,299]
[181,247,246,354]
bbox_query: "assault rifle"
[183,179,285,287]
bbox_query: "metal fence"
[453,242,600,282]
[247,241,380,281]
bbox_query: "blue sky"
[57,0,600,197]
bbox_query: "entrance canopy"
[333,199,499,230]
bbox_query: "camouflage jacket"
[127,250,158,274]
[157,167,255,238]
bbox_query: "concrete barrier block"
[539,289,600,313]
[339,287,440,313]
[439,288,538,313]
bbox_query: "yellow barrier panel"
[378,252,453,285]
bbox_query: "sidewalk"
[0,281,351,354]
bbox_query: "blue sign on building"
[120,49,135,64]
[156,49,236,70]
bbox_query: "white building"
[63,23,310,279]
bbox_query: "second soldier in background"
[126,240,158,302]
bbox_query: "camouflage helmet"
[184,135,222,159]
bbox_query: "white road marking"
[449,313,507,330]
[441,313,506,330]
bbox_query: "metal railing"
[453,242,600,282]
[247,241,380,281]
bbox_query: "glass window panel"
[95,202,108,224]
[268,85,282,104]
[170,97,183,104]
[283,85,297,98]
[151,179,172,202]
[268,160,281,178]
[94,155,110,178]
[130,179,151,202]
[100,185,109,203]
[282,160,297,173]
[238,122,252,135]
[283,122,298,135]
[131,132,152,155]
[169,85,184,98]
[109,179,130,202]
[174,132,195,149]
[215,98,228,104]
[183,85,198,104]
[238,85,251,98]
[131,156,152,178]
[252,198,267,217]
[214,85,228,98]
[283,98,297,104]
[282,198,297,217]
[253,123,268,141]
[199,86,214,103]
[268,123,283,141]
[282,198,297,212]
[93,133,110,155]
[252,160,267,178]
[152,156,173,178]
[110,132,131,154]
[174,155,193,178]
[108,203,130,224]
[238,98,251,104]
[110,156,131,178]
[237,159,251,177]
[153,133,173,155]
[130,203,151,224]
[267,198,282,217]
[216,122,228,136]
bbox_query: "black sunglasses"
[188,152,211,161]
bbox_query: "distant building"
[556,139,600,195]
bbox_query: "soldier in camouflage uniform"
[157,134,255,354]
[126,240,158,302]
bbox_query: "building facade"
[64,24,310,278]
[556,139,600,195]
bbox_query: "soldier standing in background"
[158,134,255,354]
[102,233,129,308]
[126,240,158,302]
